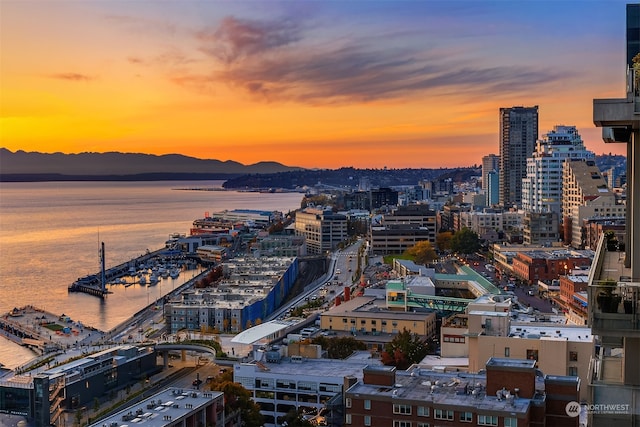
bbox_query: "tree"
[380,328,431,370]
[209,371,264,427]
[282,409,314,427]
[405,241,437,265]
[311,336,367,359]
[450,228,481,255]
[436,231,453,252]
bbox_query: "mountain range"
[0,149,302,181]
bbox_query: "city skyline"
[0,0,631,168]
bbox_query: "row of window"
[346,401,517,426]
[345,414,516,427]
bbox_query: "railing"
[628,66,640,113]
[588,279,640,335]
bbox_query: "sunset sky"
[0,1,632,168]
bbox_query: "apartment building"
[344,358,579,427]
[294,207,348,255]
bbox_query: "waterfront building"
[499,106,539,208]
[233,354,377,427]
[294,207,348,255]
[87,387,226,427]
[562,158,625,248]
[252,234,306,257]
[344,358,580,427]
[164,257,298,333]
[0,345,157,427]
[587,4,640,425]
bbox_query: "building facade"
[522,125,593,219]
[499,106,539,208]
[294,208,348,255]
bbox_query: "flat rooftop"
[347,368,537,416]
[88,388,223,427]
[508,324,593,342]
[235,356,381,380]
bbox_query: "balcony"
[588,280,640,337]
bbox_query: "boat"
[139,275,146,285]
[170,268,180,279]
[148,274,159,285]
[161,269,170,279]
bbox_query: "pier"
[67,245,167,298]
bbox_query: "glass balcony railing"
[588,279,640,336]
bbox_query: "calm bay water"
[0,180,303,368]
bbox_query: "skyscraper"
[481,154,500,192]
[522,125,593,217]
[498,106,539,208]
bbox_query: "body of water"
[0,180,303,368]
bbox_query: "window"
[345,398,352,408]
[568,366,578,376]
[345,414,352,425]
[460,412,473,422]
[504,347,510,357]
[364,415,371,426]
[434,409,454,420]
[417,406,430,417]
[393,404,412,415]
[417,424,430,427]
[526,349,538,360]
[569,351,578,361]
[478,415,498,426]
[393,422,412,427]
[364,400,371,410]
[504,418,518,427]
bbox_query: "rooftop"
[87,387,223,427]
[347,367,537,415]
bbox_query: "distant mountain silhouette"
[0,149,303,181]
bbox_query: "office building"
[0,346,157,427]
[234,355,376,427]
[499,106,539,208]
[294,207,347,255]
[482,154,500,192]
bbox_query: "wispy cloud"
[48,73,93,82]
[171,15,568,104]
[196,16,303,65]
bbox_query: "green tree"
[311,336,367,359]
[450,228,481,255]
[209,370,264,427]
[436,231,453,252]
[405,241,438,265]
[380,328,431,370]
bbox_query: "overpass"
[154,342,218,368]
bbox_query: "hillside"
[0,149,302,181]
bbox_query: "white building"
[234,355,378,427]
[522,125,594,218]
